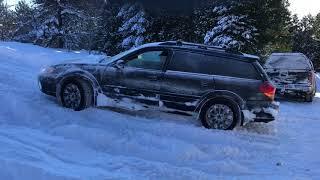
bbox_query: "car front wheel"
[305,94,314,102]
[61,80,93,111]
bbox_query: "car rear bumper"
[276,84,313,94]
[242,101,279,125]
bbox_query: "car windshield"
[265,53,312,70]
[100,47,141,63]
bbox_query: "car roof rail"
[160,41,242,55]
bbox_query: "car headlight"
[41,66,56,74]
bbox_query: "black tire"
[305,94,313,102]
[61,79,93,111]
[199,99,240,130]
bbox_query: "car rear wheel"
[200,99,240,130]
[61,80,93,111]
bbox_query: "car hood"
[59,58,102,65]
[53,56,114,66]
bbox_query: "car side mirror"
[114,60,125,69]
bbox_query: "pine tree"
[251,0,291,54]
[14,0,36,42]
[292,15,320,69]
[193,3,216,43]
[0,0,15,40]
[117,3,149,50]
[4,0,294,57]
[91,1,123,55]
[147,12,195,43]
[204,1,258,52]
[313,13,320,40]
[33,0,91,49]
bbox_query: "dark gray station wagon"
[39,41,279,130]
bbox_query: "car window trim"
[123,66,165,73]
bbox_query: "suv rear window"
[168,51,260,80]
[265,53,313,70]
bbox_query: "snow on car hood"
[58,58,104,65]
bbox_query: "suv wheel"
[61,80,93,111]
[200,99,239,130]
[305,94,313,102]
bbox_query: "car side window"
[125,50,167,70]
[168,51,260,80]
[168,51,203,73]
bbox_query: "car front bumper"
[38,75,57,96]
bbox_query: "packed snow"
[0,42,320,179]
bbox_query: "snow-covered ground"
[0,42,319,179]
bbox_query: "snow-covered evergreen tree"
[192,1,217,43]
[148,14,195,43]
[0,0,15,40]
[2,0,291,56]
[204,2,258,51]
[13,0,37,42]
[90,2,123,55]
[315,13,320,40]
[33,0,91,49]
[117,3,149,50]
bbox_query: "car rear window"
[167,51,260,80]
[265,53,313,70]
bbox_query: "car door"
[107,48,169,105]
[160,50,215,111]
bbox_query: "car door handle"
[148,75,159,81]
[201,81,209,87]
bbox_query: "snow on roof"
[242,53,260,59]
[270,53,306,56]
[140,42,163,48]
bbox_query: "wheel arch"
[56,70,102,106]
[195,90,245,125]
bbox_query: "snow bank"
[0,42,319,179]
[0,42,104,70]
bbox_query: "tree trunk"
[57,4,63,48]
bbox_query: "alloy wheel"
[205,104,234,130]
[62,83,82,109]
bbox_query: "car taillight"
[259,82,276,100]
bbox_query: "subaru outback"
[39,41,279,130]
